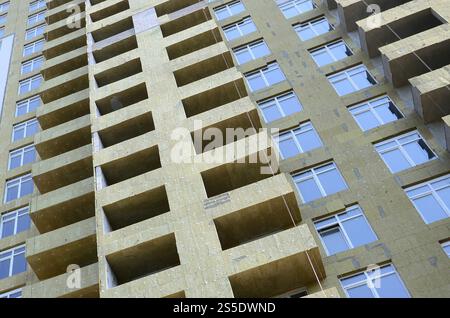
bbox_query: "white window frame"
[223,16,256,41]
[314,205,377,256]
[340,264,410,298]
[18,74,42,95]
[349,95,403,131]
[0,288,22,298]
[375,131,437,174]
[274,121,322,159]
[294,16,333,41]
[233,39,270,65]
[12,118,39,142]
[15,96,41,117]
[0,245,26,279]
[292,162,347,203]
[25,24,45,41]
[4,174,33,203]
[278,0,316,19]
[214,0,245,21]
[441,241,450,258]
[27,10,46,26]
[0,206,30,239]
[0,2,9,14]
[245,62,286,92]
[8,144,36,170]
[328,64,376,96]
[406,174,450,224]
[310,39,352,66]
[29,0,46,12]
[21,56,44,75]
[23,39,45,57]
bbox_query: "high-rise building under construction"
[0,0,449,298]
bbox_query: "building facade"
[0,0,449,298]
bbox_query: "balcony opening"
[183,79,247,117]
[90,0,130,22]
[364,8,444,57]
[103,185,170,231]
[229,251,325,298]
[95,82,148,115]
[46,18,87,42]
[98,112,155,148]
[191,110,261,154]
[174,52,234,87]
[95,58,142,87]
[100,145,161,186]
[201,153,276,198]
[91,16,134,43]
[43,53,88,81]
[166,28,222,60]
[40,72,89,104]
[47,2,86,25]
[44,34,87,60]
[106,233,180,286]
[161,8,212,38]
[155,0,200,17]
[214,195,300,250]
[93,35,138,63]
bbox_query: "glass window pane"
[9,155,21,170]
[23,148,36,165]
[412,195,448,224]
[0,259,11,279]
[252,42,270,58]
[20,178,34,197]
[6,184,19,202]
[320,227,349,255]
[351,71,373,89]
[346,284,375,298]
[296,178,322,203]
[403,141,435,165]
[297,129,322,152]
[1,219,15,238]
[381,149,411,173]
[436,187,450,212]
[247,75,266,91]
[333,78,355,96]
[342,216,377,247]
[261,103,282,123]
[12,253,26,275]
[278,137,300,158]
[17,214,31,233]
[318,168,347,196]
[279,94,302,115]
[354,111,379,131]
[264,67,285,85]
[234,49,252,65]
[312,49,333,66]
[376,274,410,298]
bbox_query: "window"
[23,39,44,57]
[21,56,44,74]
[0,13,6,25]
[258,91,303,123]
[0,26,4,37]
[0,288,22,298]
[0,245,27,280]
[328,64,376,96]
[278,0,316,19]
[27,11,46,26]
[8,145,36,170]
[314,205,377,256]
[340,264,410,298]
[405,174,450,224]
[1,207,31,239]
[441,241,450,258]
[16,96,41,116]
[12,118,39,142]
[4,174,34,203]
[25,24,45,40]
[349,95,403,131]
[29,0,46,12]
[375,131,436,174]
[0,2,9,13]
[233,39,270,65]
[292,162,348,203]
[223,17,257,41]
[18,74,42,95]
[310,39,352,67]
[274,121,322,159]
[294,16,333,41]
[214,1,245,21]
[245,62,286,92]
